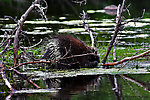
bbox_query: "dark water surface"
[1,74,150,100]
[0,0,150,100]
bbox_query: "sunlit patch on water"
[87,10,106,14]
[26,30,53,35]
[58,28,85,33]
[124,22,150,27]
[59,17,66,20]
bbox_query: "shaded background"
[0,0,150,19]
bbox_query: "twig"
[14,60,78,69]
[103,7,146,67]
[59,53,98,60]
[113,38,117,62]
[118,61,129,71]
[118,52,138,71]
[0,63,15,92]
[13,0,40,65]
[35,0,48,21]
[13,53,96,68]
[122,9,145,25]
[0,31,12,48]
[103,49,150,66]
[102,0,126,64]
[4,16,18,23]
[9,67,40,89]
[14,60,53,68]
[62,46,71,58]
[72,0,87,5]
[125,4,131,16]
[20,39,43,49]
[0,40,11,55]
[81,10,95,48]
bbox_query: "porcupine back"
[42,35,99,69]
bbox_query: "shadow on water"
[1,74,150,100]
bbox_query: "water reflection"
[1,74,150,100]
[46,75,101,100]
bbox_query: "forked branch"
[13,0,47,65]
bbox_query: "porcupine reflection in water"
[41,35,100,69]
[46,75,101,100]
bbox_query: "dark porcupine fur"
[42,35,100,69]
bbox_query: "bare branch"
[20,39,43,49]
[102,0,126,64]
[13,0,47,65]
[0,40,11,55]
[113,38,117,62]
[12,53,97,69]
[0,31,11,48]
[4,16,18,23]
[72,0,87,5]
[122,9,145,25]
[59,53,97,61]
[14,60,52,68]
[81,10,95,48]
[103,49,150,66]
[35,0,48,21]
[0,63,15,92]
[62,46,71,58]
[9,66,40,89]
[124,4,131,16]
